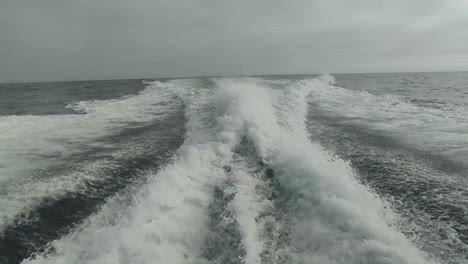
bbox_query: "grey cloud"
[1,0,468,82]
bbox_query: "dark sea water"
[0,73,467,264]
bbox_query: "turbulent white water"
[0,83,179,228]
[301,77,468,165]
[302,75,468,263]
[21,76,436,264]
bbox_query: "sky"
[1,0,468,82]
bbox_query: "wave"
[214,78,432,263]
[22,76,434,264]
[0,82,180,230]
[300,77,468,165]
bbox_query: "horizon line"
[1,69,467,85]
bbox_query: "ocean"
[0,72,467,264]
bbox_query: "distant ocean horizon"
[2,70,468,84]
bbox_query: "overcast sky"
[1,0,468,82]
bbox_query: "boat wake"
[19,76,435,264]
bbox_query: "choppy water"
[0,72,467,264]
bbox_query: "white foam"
[0,82,177,181]
[213,77,435,264]
[23,76,435,264]
[23,79,248,264]
[0,81,180,228]
[225,161,269,264]
[298,78,468,164]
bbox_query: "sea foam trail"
[0,81,180,230]
[0,81,177,181]
[300,77,468,165]
[24,76,434,264]
[22,79,250,264]
[230,164,266,264]
[213,77,435,264]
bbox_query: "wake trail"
[0,110,185,264]
[23,79,245,264]
[212,77,435,264]
[23,76,435,264]
[0,80,182,230]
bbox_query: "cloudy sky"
[1,0,468,82]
